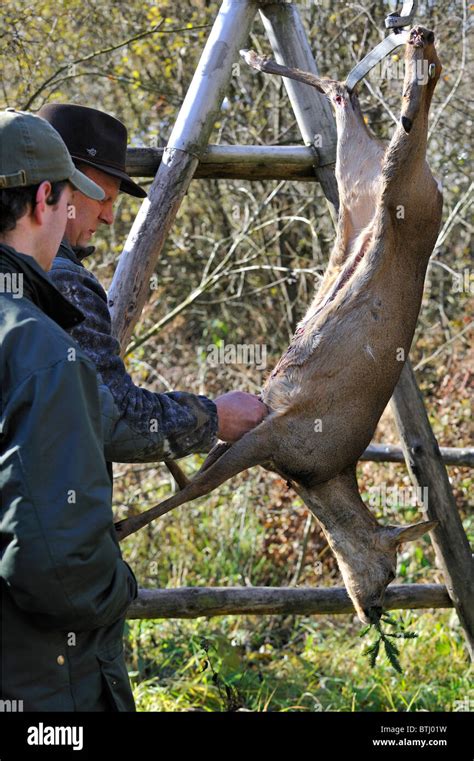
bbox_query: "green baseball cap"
[0,108,105,200]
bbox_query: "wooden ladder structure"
[107,0,473,660]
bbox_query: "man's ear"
[32,180,52,225]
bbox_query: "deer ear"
[388,520,438,547]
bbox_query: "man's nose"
[99,202,114,225]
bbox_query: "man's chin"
[77,231,94,247]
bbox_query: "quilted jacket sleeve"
[50,255,218,462]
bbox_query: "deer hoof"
[409,26,435,48]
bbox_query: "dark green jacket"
[0,245,137,711]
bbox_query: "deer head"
[295,472,437,624]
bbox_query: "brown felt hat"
[37,103,147,198]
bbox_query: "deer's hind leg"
[381,26,442,213]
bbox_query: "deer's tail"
[116,422,273,541]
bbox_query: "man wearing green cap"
[0,109,138,711]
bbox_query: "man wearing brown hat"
[40,103,267,466]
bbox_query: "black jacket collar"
[57,238,95,266]
[0,243,84,330]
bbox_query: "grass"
[125,610,472,712]
[115,379,472,713]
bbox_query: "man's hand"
[214,391,269,443]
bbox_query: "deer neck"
[294,473,381,557]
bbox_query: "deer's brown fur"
[116,27,443,624]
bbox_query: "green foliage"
[126,611,471,712]
[360,613,420,675]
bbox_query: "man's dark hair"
[0,181,68,235]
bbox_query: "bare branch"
[414,321,473,371]
[428,0,468,140]
[240,49,334,93]
[20,21,211,110]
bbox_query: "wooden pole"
[127,583,452,619]
[258,2,339,215]
[391,361,474,660]
[360,443,474,468]
[126,144,321,181]
[108,0,259,350]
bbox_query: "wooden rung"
[127,584,452,619]
[361,444,474,468]
[126,145,321,181]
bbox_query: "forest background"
[1,0,472,711]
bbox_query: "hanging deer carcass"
[115,27,443,625]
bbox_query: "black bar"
[0,711,471,758]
